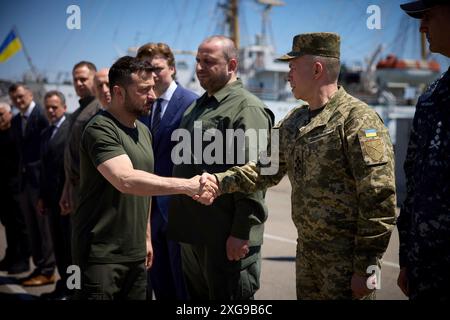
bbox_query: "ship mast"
[420,32,427,61]
[258,0,285,46]
[230,0,240,49]
[222,0,284,48]
[13,25,40,82]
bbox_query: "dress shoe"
[22,273,56,286]
[7,261,30,274]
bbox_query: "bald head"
[94,68,111,108]
[0,102,11,113]
[196,36,239,95]
[0,102,13,131]
[201,35,238,62]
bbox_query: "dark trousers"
[0,187,30,265]
[408,267,450,301]
[149,211,188,300]
[181,243,261,300]
[48,205,72,292]
[19,182,55,275]
[74,261,147,300]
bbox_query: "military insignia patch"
[363,138,384,162]
[364,129,377,138]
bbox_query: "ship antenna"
[13,25,40,82]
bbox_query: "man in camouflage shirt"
[198,33,397,299]
[397,1,450,301]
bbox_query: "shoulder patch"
[358,129,387,165]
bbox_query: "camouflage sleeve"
[396,112,419,268]
[345,110,397,275]
[215,119,287,192]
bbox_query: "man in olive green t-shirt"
[72,56,217,300]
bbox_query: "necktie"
[151,98,162,135]
[42,125,55,153]
[49,125,57,140]
[21,115,28,136]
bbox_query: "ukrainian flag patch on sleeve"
[364,129,378,138]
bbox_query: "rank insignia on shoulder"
[364,129,378,138]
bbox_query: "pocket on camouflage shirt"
[302,128,344,180]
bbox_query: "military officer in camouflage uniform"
[397,1,450,301]
[198,33,397,300]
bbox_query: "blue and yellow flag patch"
[364,129,378,138]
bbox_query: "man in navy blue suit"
[137,43,198,300]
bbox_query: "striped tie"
[151,98,162,135]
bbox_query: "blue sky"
[0,0,448,82]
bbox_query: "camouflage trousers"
[296,245,375,300]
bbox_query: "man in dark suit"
[137,42,198,300]
[9,84,55,286]
[0,102,30,274]
[36,91,71,299]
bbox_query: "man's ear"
[113,85,125,102]
[228,58,238,74]
[170,65,176,76]
[313,61,324,79]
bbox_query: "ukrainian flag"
[365,129,378,138]
[0,29,22,63]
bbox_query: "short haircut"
[312,55,341,82]
[44,90,66,105]
[0,102,11,112]
[8,83,30,94]
[136,42,176,79]
[109,56,155,95]
[202,35,238,61]
[72,61,97,73]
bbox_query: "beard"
[124,92,148,118]
[197,72,230,94]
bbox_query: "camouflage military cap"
[277,32,340,61]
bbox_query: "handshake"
[188,172,220,205]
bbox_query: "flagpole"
[12,25,40,81]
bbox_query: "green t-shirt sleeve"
[82,120,126,167]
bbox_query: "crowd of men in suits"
[0,64,101,299]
